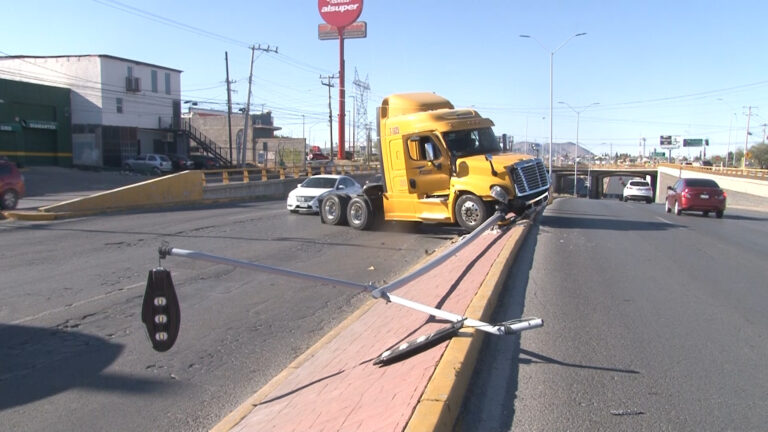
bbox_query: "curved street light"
[559,101,599,196]
[519,32,587,178]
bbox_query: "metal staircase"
[179,120,231,167]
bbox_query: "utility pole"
[743,106,753,171]
[320,74,337,161]
[241,44,278,167]
[225,51,234,166]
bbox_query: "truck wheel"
[321,194,349,225]
[455,194,488,232]
[347,197,374,230]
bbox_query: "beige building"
[183,107,306,168]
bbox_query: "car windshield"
[629,181,649,187]
[302,177,337,189]
[685,179,719,188]
[442,127,501,157]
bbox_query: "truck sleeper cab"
[320,92,550,232]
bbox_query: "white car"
[622,179,653,203]
[287,175,362,214]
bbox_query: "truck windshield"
[442,127,501,157]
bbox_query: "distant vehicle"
[0,159,25,210]
[286,175,362,214]
[622,179,653,203]
[123,153,172,174]
[700,160,713,167]
[165,154,195,171]
[665,178,726,218]
[189,154,221,170]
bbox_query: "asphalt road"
[0,201,458,432]
[457,197,768,432]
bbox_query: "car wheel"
[320,194,349,226]
[646,198,652,204]
[665,200,671,213]
[289,209,298,214]
[152,167,162,175]
[623,196,628,202]
[123,163,133,171]
[455,194,488,232]
[347,197,374,230]
[702,211,710,217]
[1,189,19,210]
[716,210,724,219]
[674,200,682,215]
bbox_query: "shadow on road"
[0,324,167,410]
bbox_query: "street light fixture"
[519,32,587,178]
[559,101,599,196]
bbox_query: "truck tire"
[347,197,374,230]
[455,194,489,232]
[320,194,349,225]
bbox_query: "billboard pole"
[338,28,346,160]
[318,0,364,161]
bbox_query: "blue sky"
[4,0,767,159]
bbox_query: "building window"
[165,72,171,95]
[151,70,158,93]
[116,98,123,114]
[127,66,133,78]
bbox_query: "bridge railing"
[198,162,381,187]
[658,163,768,181]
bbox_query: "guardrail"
[658,163,768,181]
[200,163,381,186]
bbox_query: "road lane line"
[10,282,145,325]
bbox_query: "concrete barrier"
[39,170,203,215]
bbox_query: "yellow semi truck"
[320,92,550,231]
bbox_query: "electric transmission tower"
[353,68,370,155]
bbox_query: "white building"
[0,55,182,167]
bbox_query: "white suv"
[622,179,653,203]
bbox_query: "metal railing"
[199,162,381,186]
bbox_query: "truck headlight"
[490,185,509,203]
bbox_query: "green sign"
[683,138,703,147]
[652,151,666,157]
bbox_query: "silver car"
[123,154,173,175]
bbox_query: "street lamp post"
[519,32,587,178]
[559,101,599,196]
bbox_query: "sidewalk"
[211,215,537,432]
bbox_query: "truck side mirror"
[424,142,436,161]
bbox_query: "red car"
[665,178,726,218]
[0,159,25,210]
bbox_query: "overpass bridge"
[549,164,768,204]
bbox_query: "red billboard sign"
[318,0,363,28]
[318,21,367,40]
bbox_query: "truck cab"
[321,92,550,232]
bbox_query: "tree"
[749,142,768,169]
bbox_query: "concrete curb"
[404,207,541,431]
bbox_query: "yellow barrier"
[40,171,204,214]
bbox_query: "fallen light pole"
[142,211,543,365]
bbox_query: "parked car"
[123,153,172,174]
[665,178,726,218]
[0,159,25,210]
[622,179,653,203]
[165,154,195,171]
[286,174,362,214]
[189,154,221,170]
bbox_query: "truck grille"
[508,158,549,196]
